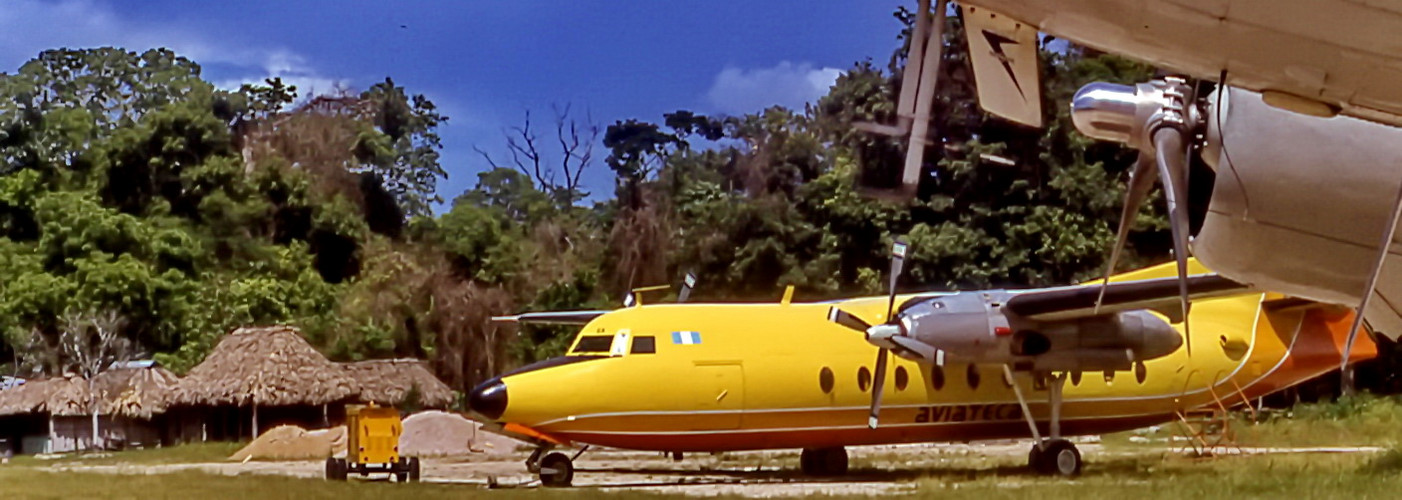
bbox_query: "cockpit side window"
[631,336,656,354]
[572,335,614,354]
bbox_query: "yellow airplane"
[470,255,1376,487]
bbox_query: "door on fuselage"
[689,361,744,430]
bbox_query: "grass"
[911,452,1402,499]
[0,468,657,500]
[1237,395,1402,447]
[1098,394,1402,450]
[6,398,1402,498]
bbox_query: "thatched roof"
[0,374,90,417]
[99,366,180,419]
[0,368,180,419]
[176,325,356,407]
[0,377,56,417]
[342,359,456,409]
[44,374,92,417]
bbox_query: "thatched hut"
[342,359,456,409]
[0,367,180,454]
[175,326,357,438]
[0,378,52,455]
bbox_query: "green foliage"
[0,26,1172,392]
[358,77,448,216]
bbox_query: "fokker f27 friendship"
[472,247,1375,486]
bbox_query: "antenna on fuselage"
[678,271,697,303]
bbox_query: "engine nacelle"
[898,293,1011,360]
[896,294,1181,371]
[1020,310,1182,371]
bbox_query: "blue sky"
[0,1,905,209]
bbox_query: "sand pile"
[400,410,523,457]
[229,425,347,461]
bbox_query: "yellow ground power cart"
[325,404,421,482]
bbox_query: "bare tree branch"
[57,309,131,451]
[474,104,600,204]
[553,103,600,195]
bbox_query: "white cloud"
[705,61,843,115]
[0,0,344,99]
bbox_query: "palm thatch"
[0,374,88,417]
[176,326,356,407]
[0,368,181,419]
[342,359,455,408]
[99,367,181,419]
[0,377,56,417]
[43,374,92,417]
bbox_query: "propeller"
[827,237,908,429]
[1082,78,1197,356]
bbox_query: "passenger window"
[631,336,656,354]
[572,335,613,353]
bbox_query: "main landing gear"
[1005,367,1083,477]
[799,446,849,476]
[526,445,588,487]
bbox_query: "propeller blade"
[1094,153,1158,313]
[827,307,872,332]
[868,347,889,429]
[887,238,909,320]
[1152,127,1194,356]
[678,271,696,303]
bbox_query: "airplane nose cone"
[468,379,508,421]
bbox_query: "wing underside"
[1004,274,1252,322]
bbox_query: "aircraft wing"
[490,310,609,325]
[962,0,1402,126]
[1003,274,1252,323]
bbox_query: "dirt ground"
[36,438,1383,497]
[35,441,1022,495]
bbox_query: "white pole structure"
[900,0,949,195]
[1339,176,1402,395]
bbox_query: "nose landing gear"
[538,452,574,487]
[526,445,589,487]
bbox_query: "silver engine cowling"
[894,294,1181,372]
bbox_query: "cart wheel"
[408,457,421,482]
[538,452,573,487]
[325,457,348,481]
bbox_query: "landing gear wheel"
[408,456,421,482]
[1030,439,1082,477]
[538,452,574,487]
[799,447,848,476]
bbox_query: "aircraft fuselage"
[474,265,1374,452]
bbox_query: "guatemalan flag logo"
[671,331,702,345]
